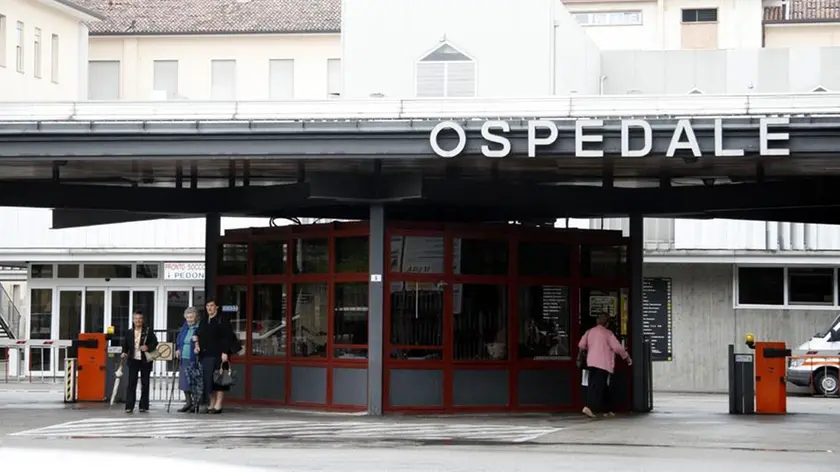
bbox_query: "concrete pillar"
[204,213,220,301]
[629,214,649,412]
[367,204,385,415]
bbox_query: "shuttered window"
[416,43,476,98]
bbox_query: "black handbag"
[213,361,237,387]
[576,349,588,369]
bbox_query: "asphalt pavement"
[0,384,837,471]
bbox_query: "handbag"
[213,361,237,387]
[576,349,588,369]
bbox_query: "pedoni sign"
[163,262,205,281]
[428,118,791,158]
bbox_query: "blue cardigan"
[175,321,200,365]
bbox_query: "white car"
[787,314,840,396]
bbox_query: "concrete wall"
[0,0,89,100]
[647,263,838,393]
[554,1,602,95]
[88,34,341,100]
[601,47,840,94]
[765,24,840,48]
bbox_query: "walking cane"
[166,357,179,413]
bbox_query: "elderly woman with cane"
[174,307,202,413]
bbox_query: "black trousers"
[585,367,612,414]
[125,359,152,411]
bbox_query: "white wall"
[88,34,341,100]
[0,0,89,100]
[562,0,661,50]
[554,2,602,95]
[341,0,555,98]
[765,24,840,48]
[674,219,840,251]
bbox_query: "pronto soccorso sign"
[428,118,791,158]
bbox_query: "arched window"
[415,42,476,98]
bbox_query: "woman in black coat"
[196,298,239,414]
[120,310,158,413]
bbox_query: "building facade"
[2,0,840,394]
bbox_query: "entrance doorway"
[163,288,205,372]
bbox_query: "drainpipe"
[765,221,771,250]
[600,76,608,95]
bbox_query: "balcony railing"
[0,284,22,339]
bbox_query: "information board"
[642,277,673,362]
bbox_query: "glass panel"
[219,243,248,276]
[581,246,627,278]
[253,284,286,357]
[738,267,783,305]
[83,264,132,279]
[453,238,508,275]
[165,290,190,370]
[29,288,52,371]
[137,264,160,279]
[192,289,206,319]
[292,238,329,274]
[253,240,287,275]
[56,264,79,278]
[110,290,130,348]
[84,290,105,334]
[518,242,572,278]
[788,268,833,305]
[335,236,369,273]
[291,283,328,357]
[518,285,570,359]
[31,264,53,278]
[132,290,156,330]
[389,281,443,360]
[389,235,444,274]
[453,284,508,360]
[218,285,247,349]
[334,283,368,358]
[58,290,82,369]
[580,288,621,336]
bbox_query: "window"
[31,264,53,278]
[252,284,286,357]
[253,240,287,275]
[453,238,508,275]
[153,60,179,99]
[211,59,236,100]
[15,21,23,73]
[56,264,79,278]
[218,243,248,276]
[573,11,643,26]
[88,61,121,99]
[269,59,294,99]
[582,246,627,278]
[29,288,53,370]
[389,282,443,360]
[327,58,341,97]
[218,285,246,344]
[519,285,570,359]
[293,238,329,274]
[737,267,784,306]
[33,28,41,78]
[0,15,6,67]
[416,42,476,98]
[390,235,444,274]
[789,268,833,305]
[334,283,368,358]
[50,34,58,82]
[453,284,508,360]
[335,236,368,272]
[518,242,572,278]
[83,264,132,279]
[136,264,159,278]
[291,283,328,357]
[682,8,718,22]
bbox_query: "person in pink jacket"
[578,314,632,418]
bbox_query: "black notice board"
[642,277,673,362]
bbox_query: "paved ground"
[1,385,838,471]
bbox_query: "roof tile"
[75,0,341,35]
[764,0,840,22]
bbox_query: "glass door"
[84,289,106,334]
[165,289,191,371]
[107,289,131,348]
[56,289,82,372]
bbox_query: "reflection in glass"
[453,238,508,275]
[218,285,247,353]
[110,290,130,348]
[31,264,53,278]
[29,288,52,371]
[519,286,570,359]
[253,284,286,357]
[84,264,132,279]
[334,283,368,358]
[335,236,369,272]
[136,264,159,278]
[253,241,287,275]
[219,243,248,276]
[582,245,627,278]
[58,290,82,370]
[580,288,621,335]
[165,291,190,371]
[453,284,508,360]
[291,283,328,357]
[389,282,443,360]
[84,290,105,334]
[390,235,444,274]
[57,264,79,278]
[132,290,156,330]
[518,242,572,277]
[293,239,329,274]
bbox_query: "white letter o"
[430,121,467,158]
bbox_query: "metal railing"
[0,284,21,340]
[2,92,840,122]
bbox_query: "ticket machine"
[75,333,108,401]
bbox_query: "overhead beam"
[51,209,183,229]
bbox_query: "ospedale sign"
[428,118,791,158]
[163,262,205,281]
